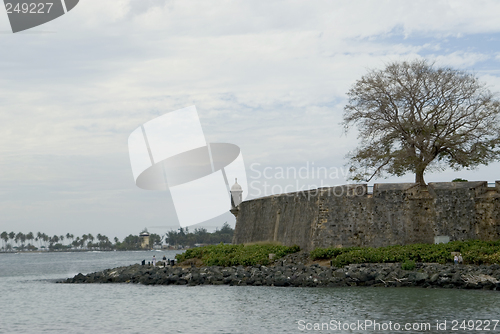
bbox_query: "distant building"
[139,231,150,249]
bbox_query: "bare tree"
[343,59,500,185]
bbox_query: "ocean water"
[1,251,499,334]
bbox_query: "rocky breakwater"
[61,257,500,290]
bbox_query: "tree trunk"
[415,167,426,185]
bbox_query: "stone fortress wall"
[232,181,500,251]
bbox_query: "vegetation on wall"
[452,178,468,182]
[176,243,300,266]
[310,240,500,266]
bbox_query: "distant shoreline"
[0,248,187,254]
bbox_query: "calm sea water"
[1,251,499,334]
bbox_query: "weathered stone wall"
[232,181,500,251]
[233,189,319,249]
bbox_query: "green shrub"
[310,246,361,260]
[401,260,416,270]
[175,243,300,266]
[312,240,500,266]
[452,178,468,182]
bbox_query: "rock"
[350,271,370,282]
[408,272,428,283]
[333,269,346,279]
[451,273,462,284]
[59,255,500,292]
[273,275,290,287]
[430,273,439,283]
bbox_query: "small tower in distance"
[139,230,150,249]
[230,178,243,217]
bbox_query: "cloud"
[430,51,491,68]
[1,0,500,238]
[60,0,500,37]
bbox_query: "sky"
[1,0,500,241]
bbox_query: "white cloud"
[430,51,491,68]
[1,0,500,238]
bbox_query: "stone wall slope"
[233,181,500,251]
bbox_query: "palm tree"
[8,232,15,250]
[42,233,49,249]
[81,234,88,249]
[101,235,111,250]
[66,233,74,246]
[20,233,26,249]
[37,232,43,248]
[1,232,8,250]
[51,235,59,248]
[26,232,34,248]
[73,236,81,249]
[15,232,23,248]
[96,236,101,248]
[97,234,110,250]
